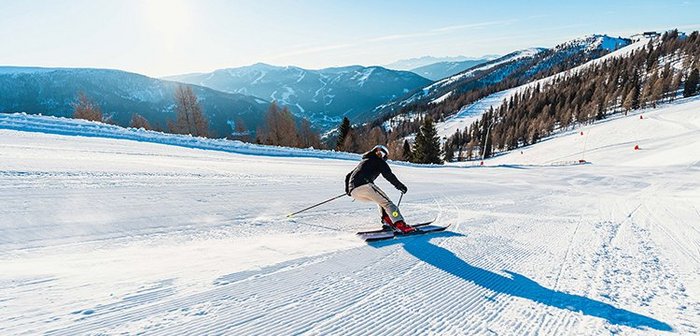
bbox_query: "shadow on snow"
[370,231,672,332]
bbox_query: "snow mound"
[0,113,360,161]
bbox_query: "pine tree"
[623,82,640,112]
[402,139,412,161]
[443,140,455,162]
[660,63,673,102]
[651,75,665,108]
[684,68,699,97]
[671,71,683,101]
[72,92,102,122]
[412,117,442,164]
[641,71,658,108]
[336,117,350,151]
[632,70,641,110]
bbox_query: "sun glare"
[141,0,190,34]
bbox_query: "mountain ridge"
[0,67,269,138]
[384,55,500,71]
[367,34,632,123]
[165,64,432,130]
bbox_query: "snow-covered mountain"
[384,55,499,71]
[164,64,432,129]
[370,35,631,121]
[0,67,269,138]
[433,35,648,139]
[409,58,492,80]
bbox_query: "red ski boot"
[380,211,393,231]
[392,220,416,234]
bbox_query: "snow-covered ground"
[0,113,360,161]
[487,96,700,167]
[436,89,516,139]
[1,97,699,335]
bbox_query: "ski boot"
[392,220,416,234]
[381,212,393,231]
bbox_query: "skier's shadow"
[371,231,672,332]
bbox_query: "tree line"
[72,85,209,136]
[333,115,443,164]
[253,102,322,149]
[71,85,325,150]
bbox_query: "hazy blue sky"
[1,0,698,77]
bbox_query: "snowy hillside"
[165,64,431,130]
[408,58,494,80]
[423,48,545,96]
[0,67,268,138]
[487,96,700,167]
[434,36,648,139]
[436,88,517,138]
[1,94,698,334]
[373,35,631,123]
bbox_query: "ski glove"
[398,185,408,194]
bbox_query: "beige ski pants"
[350,183,404,223]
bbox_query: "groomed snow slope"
[1,98,699,335]
[486,96,700,167]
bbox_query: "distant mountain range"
[164,64,431,129]
[0,34,635,140]
[383,55,499,71]
[368,35,631,121]
[0,67,268,138]
[410,59,493,80]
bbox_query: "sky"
[1,0,699,77]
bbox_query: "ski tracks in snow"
[2,120,699,334]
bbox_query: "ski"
[357,222,450,242]
[356,221,435,235]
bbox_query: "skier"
[345,145,415,233]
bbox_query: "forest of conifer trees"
[442,30,700,161]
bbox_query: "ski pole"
[397,192,404,208]
[286,193,346,217]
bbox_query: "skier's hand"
[399,185,408,194]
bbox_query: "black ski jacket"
[345,151,407,195]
